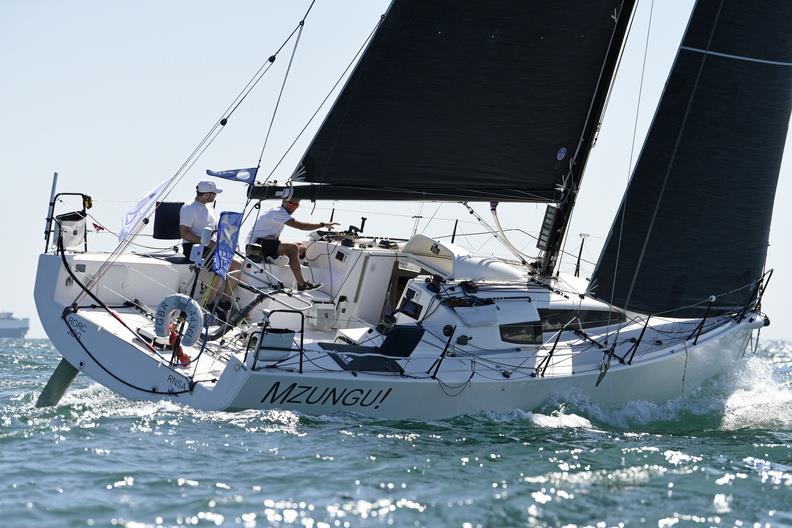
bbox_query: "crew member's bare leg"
[278,242,306,287]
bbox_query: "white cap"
[197,180,223,194]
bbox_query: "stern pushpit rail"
[245,309,306,373]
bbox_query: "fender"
[154,294,204,347]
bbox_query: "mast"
[539,0,637,277]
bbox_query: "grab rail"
[244,309,306,373]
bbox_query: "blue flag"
[206,167,258,185]
[213,211,243,279]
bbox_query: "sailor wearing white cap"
[179,180,224,254]
[196,180,223,194]
[179,180,241,311]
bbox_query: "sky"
[1,1,790,340]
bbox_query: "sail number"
[66,316,88,340]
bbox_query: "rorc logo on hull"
[66,316,88,339]
[261,382,392,410]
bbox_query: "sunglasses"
[286,201,300,207]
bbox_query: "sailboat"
[34,1,790,419]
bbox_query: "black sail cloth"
[250,0,630,203]
[589,0,792,317]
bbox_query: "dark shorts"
[246,238,281,263]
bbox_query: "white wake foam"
[553,342,792,430]
[484,407,597,430]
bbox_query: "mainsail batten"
[250,0,631,203]
[589,0,792,317]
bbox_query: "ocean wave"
[542,342,792,431]
[7,339,791,435]
[482,407,597,430]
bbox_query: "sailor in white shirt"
[247,198,338,291]
[180,180,240,309]
[179,180,222,255]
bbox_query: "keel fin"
[35,359,80,407]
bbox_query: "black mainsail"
[589,1,792,317]
[250,0,634,203]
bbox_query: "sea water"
[1,339,790,527]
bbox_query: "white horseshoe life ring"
[154,294,204,347]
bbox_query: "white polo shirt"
[246,206,292,244]
[180,200,218,241]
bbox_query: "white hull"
[224,321,752,419]
[35,251,762,420]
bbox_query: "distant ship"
[0,312,29,338]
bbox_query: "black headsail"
[589,1,792,317]
[250,0,635,204]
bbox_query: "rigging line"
[222,19,304,122]
[445,227,593,266]
[126,267,183,298]
[300,0,318,23]
[606,0,655,343]
[312,205,481,224]
[263,14,385,186]
[599,0,642,126]
[649,278,758,318]
[411,202,425,236]
[75,11,319,299]
[257,18,306,168]
[505,323,572,377]
[313,12,398,199]
[419,203,444,235]
[85,213,178,252]
[462,351,542,376]
[224,0,319,122]
[475,237,497,253]
[62,314,191,396]
[556,225,570,276]
[462,203,535,261]
[56,235,160,357]
[585,3,642,160]
[442,226,535,240]
[238,197,265,244]
[224,61,279,121]
[77,123,230,301]
[167,124,223,193]
[554,0,641,279]
[621,0,725,313]
[434,358,476,397]
[75,120,225,302]
[541,0,638,276]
